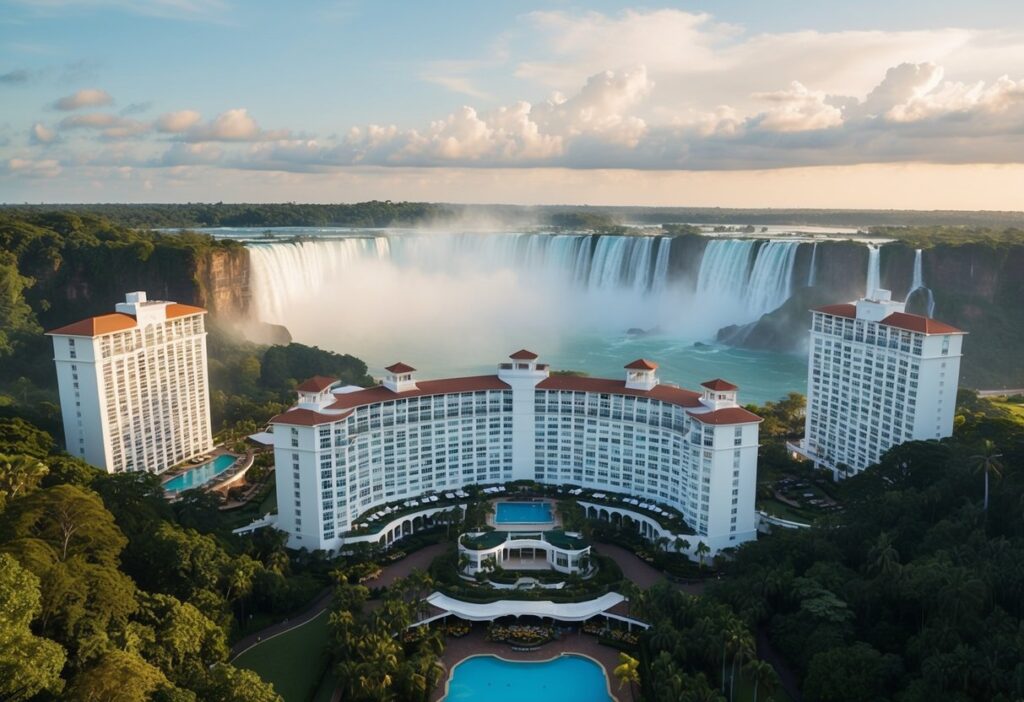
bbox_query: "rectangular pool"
[163,454,236,493]
[494,501,553,524]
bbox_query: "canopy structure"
[422,591,647,628]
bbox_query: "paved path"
[229,542,448,660]
[594,542,708,595]
[977,388,1024,397]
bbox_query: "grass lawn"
[756,498,815,525]
[233,609,331,702]
[991,398,1024,425]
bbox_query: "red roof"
[881,312,963,335]
[296,375,338,393]
[47,301,206,337]
[47,313,138,337]
[270,408,352,427]
[509,349,539,360]
[624,359,658,371]
[688,407,762,425]
[536,376,704,408]
[328,375,511,410]
[165,303,206,319]
[812,303,857,318]
[701,378,738,391]
[385,362,416,374]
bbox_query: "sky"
[2,0,1024,208]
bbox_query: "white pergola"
[417,591,649,630]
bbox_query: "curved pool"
[444,654,612,702]
[163,454,236,493]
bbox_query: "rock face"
[714,240,1024,389]
[194,248,250,318]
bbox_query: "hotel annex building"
[270,351,762,555]
[47,291,214,475]
[794,290,965,479]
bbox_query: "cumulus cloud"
[30,123,57,144]
[156,109,202,133]
[7,157,62,177]
[58,112,149,139]
[53,88,114,111]
[160,142,224,166]
[178,108,290,142]
[751,82,844,132]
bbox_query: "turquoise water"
[163,454,236,492]
[445,655,612,702]
[495,502,554,524]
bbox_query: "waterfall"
[807,242,818,286]
[865,245,881,297]
[694,239,801,321]
[649,237,671,294]
[908,248,936,317]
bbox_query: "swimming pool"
[495,501,553,524]
[163,454,236,492]
[444,655,612,702]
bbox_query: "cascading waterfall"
[909,248,936,317]
[865,245,881,296]
[807,242,818,286]
[694,239,801,321]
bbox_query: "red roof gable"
[812,303,857,318]
[165,303,207,319]
[624,359,659,371]
[701,378,738,391]
[509,349,539,360]
[270,407,352,427]
[688,407,762,425]
[536,375,704,408]
[296,375,338,393]
[385,362,416,374]
[881,312,963,335]
[47,313,138,337]
[328,375,511,410]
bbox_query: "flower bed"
[445,622,471,638]
[487,623,556,647]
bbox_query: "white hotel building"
[795,290,965,479]
[270,351,762,554]
[47,291,214,474]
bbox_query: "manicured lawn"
[233,609,332,702]
[992,398,1024,425]
[756,498,815,525]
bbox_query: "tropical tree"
[0,453,48,510]
[614,652,641,701]
[970,439,1003,511]
[744,659,778,702]
[695,541,711,570]
[674,536,691,554]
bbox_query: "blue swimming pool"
[163,455,236,492]
[495,501,553,524]
[445,655,611,702]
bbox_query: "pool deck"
[489,497,562,531]
[433,625,623,702]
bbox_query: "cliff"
[714,240,1024,389]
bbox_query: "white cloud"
[751,82,844,132]
[179,108,290,142]
[156,109,202,133]
[58,112,150,139]
[30,123,57,144]
[52,88,114,111]
[7,157,62,177]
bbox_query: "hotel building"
[270,351,762,554]
[794,290,965,479]
[47,291,214,474]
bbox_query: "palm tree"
[971,439,1003,511]
[695,541,711,570]
[744,659,778,702]
[613,652,641,701]
[673,536,690,554]
[866,531,901,579]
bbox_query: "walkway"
[594,542,707,595]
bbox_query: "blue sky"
[3,0,1024,206]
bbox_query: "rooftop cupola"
[295,375,338,409]
[700,378,739,409]
[383,362,418,393]
[624,359,659,391]
[498,349,550,382]
[856,289,905,322]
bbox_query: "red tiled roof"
[47,313,138,337]
[270,407,352,427]
[624,359,658,371]
[47,301,206,337]
[536,375,704,408]
[165,303,207,319]
[327,375,511,410]
[385,362,416,374]
[509,349,539,360]
[296,375,338,393]
[688,407,762,425]
[812,303,857,318]
[701,378,738,391]
[881,311,963,335]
